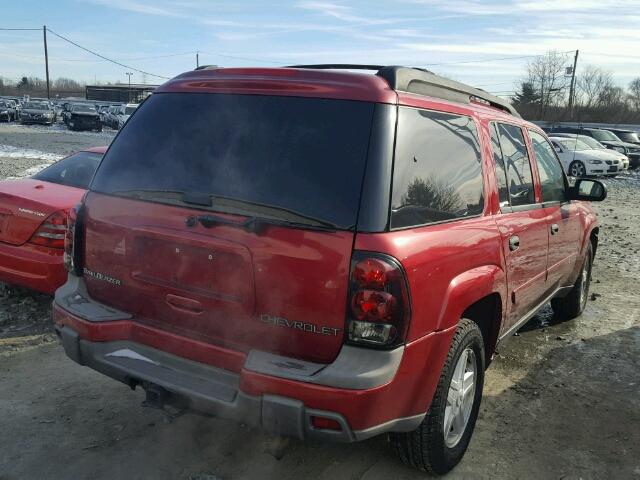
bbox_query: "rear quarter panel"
[354,216,506,340]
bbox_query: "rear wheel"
[569,160,586,177]
[389,319,485,475]
[551,243,593,320]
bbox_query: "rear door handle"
[550,224,559,235]
[509,235,520,251]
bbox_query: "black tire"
[551,242,593,320]
[389,319,485,475]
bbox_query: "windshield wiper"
[109,189,342,232]
[186,213,337,234]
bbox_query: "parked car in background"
[549,136,622,177]
[0,147,106,294]
[0,100,18,122]
[552,133,629,170]
[113,103,138,129]
[546,126,640,168]
[607,128,640,146]
[66,104,102,132]
[19,101,55,125]
[53,65,606,475]
[101,105,118,129]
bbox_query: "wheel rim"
[444,347,476,448]
[579,254,591,308]
[570,162,585,177]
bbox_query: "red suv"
[53,65,605,474]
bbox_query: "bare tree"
[53,77,83,90]
[524,51,570,120]
[629,77,640,111]
[576,65,613,109]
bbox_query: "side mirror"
[570,179,607,202]
[554,146,562,153]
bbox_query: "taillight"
[28,210,68,249]
[63,204,84,275]
[346,252,411,348]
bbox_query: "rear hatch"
[82,92,376,363]
[0,178,81,246]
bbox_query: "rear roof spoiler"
[286,64,520,118]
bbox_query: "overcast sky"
[2,0,640,96]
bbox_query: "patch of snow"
[0,144,63,162]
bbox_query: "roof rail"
[377,66,520,117]
[288,64,519,117]
[286,64,385,71]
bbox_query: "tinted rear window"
[91,93,375,229]
[33,151,103,189]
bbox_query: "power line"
[0,28,40,31]
[198,50,282,65]
[45,27,171,80]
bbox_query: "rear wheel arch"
[589,226,599,258]
[434,265,506,331]
[460,293,502,367]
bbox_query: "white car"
[549,137,623,177]
[551,133,629,170]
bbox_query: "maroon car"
[53,66,604,474]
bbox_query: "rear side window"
[528,130,567,203]
[490,123,510,207]
[32,151,103,189]
[91,93,375,230]
[496,123,535,207]
[391,108,484,229]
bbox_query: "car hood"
[573,150,612,161]
[71,111,99,117]
[600,140,639,150]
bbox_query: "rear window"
[91,93,375,229]
[33,151,103,189]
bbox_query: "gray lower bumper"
[55,325,423,442]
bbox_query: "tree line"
[0,76,86,98]
[512,51,640,124]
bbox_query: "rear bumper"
[53,275,454,441]
[0,241,65,294]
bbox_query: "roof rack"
[286,64,385,71]
[287,64,520,117]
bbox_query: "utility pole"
[568,49,579,120]
[125,72,133,102]
[43,25,50,99]
[196,51,199,68]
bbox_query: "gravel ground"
[0,124,639,479]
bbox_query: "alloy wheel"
[444,347,476,448]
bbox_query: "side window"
[391,107,484,229]
[496,123,535,207]
[528,130,567,203]
[490,123,510,207]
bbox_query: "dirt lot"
[0,123,639,479]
